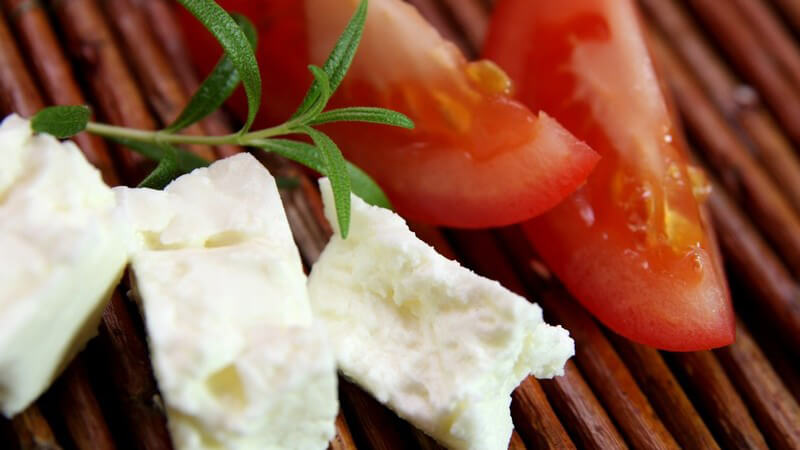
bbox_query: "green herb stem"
[31,0,406,239]
[86,122,300,146]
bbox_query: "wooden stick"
[669,351,769,449]
[539,361,627,450]
[0,12,42,116]
[2,0,119,185]
[328,412,357,450]
[510,377,576,449]
[706,179,800,352]
[412,427,446,449]
[53,357,116,450]
[405,0,475,56]
[435,227,623,449]
[435,0,487,53]
[132,0,198,97]
[508,431,526,450]
[459,228,674,449]
[742,319,800,402]
[608,337,719,449]
[640,0,800,217]
[339,380,418,450]
[648,26,800,278]
[133,0,240,158]
[686,0,800,146]
[771,0,800,32]
[715,320,800,449]
[97,291,173,449]
[277,167,334,265]
[50,0,154,181]
[10,405,62,450]
[733,0,800,90]
[100,0,216,160]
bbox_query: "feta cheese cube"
[308,178,574,450]
[117,153,337,450]
[0,114,128,417]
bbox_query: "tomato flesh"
[485,0,734,350]
[179,0,599,228]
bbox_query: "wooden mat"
[0,0,798,449]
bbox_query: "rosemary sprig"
[30,0,410,239]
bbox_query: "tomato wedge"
[484,0,734,350]
[178,0,599,228]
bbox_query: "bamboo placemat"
[0,0,799,449]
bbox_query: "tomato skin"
[178,0,599,228]
[485,0,734,350]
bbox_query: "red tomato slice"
[178,0,599,228]
[484,0,734,350]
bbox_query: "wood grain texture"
[670,351,768,449]
[771,0,800,32]
[328,412,358,450]
[687,0,800,146]
[133,0,240,157]
[705,179,800,353]
[715,321,800,450]
[510,378,576,450]
[0,12,43,116]
[1,0,800,449]
[640,0,800,215]
[339,381,418,450]
[53,358,116,450]
[97,291,173,450]
[609,338,718,449]
[539,361,627,450]
[731,0,800,90]
[10,405,62,450]
[507,431,526,450]
[435,0,487,51]
[2,0,119,185]
[743,320,800,402]
[405,0,474,55]
[50,0,153,181]
[101,0,215,160]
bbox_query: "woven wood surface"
[0,0,799,449]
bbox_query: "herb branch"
[30,0,410,239]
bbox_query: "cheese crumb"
[117,154,338,449]
[308,178,574,450]
[0,114,128,417]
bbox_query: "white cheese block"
[0,114,128,417]
[116,153,337,450]
[308,179,574,450]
